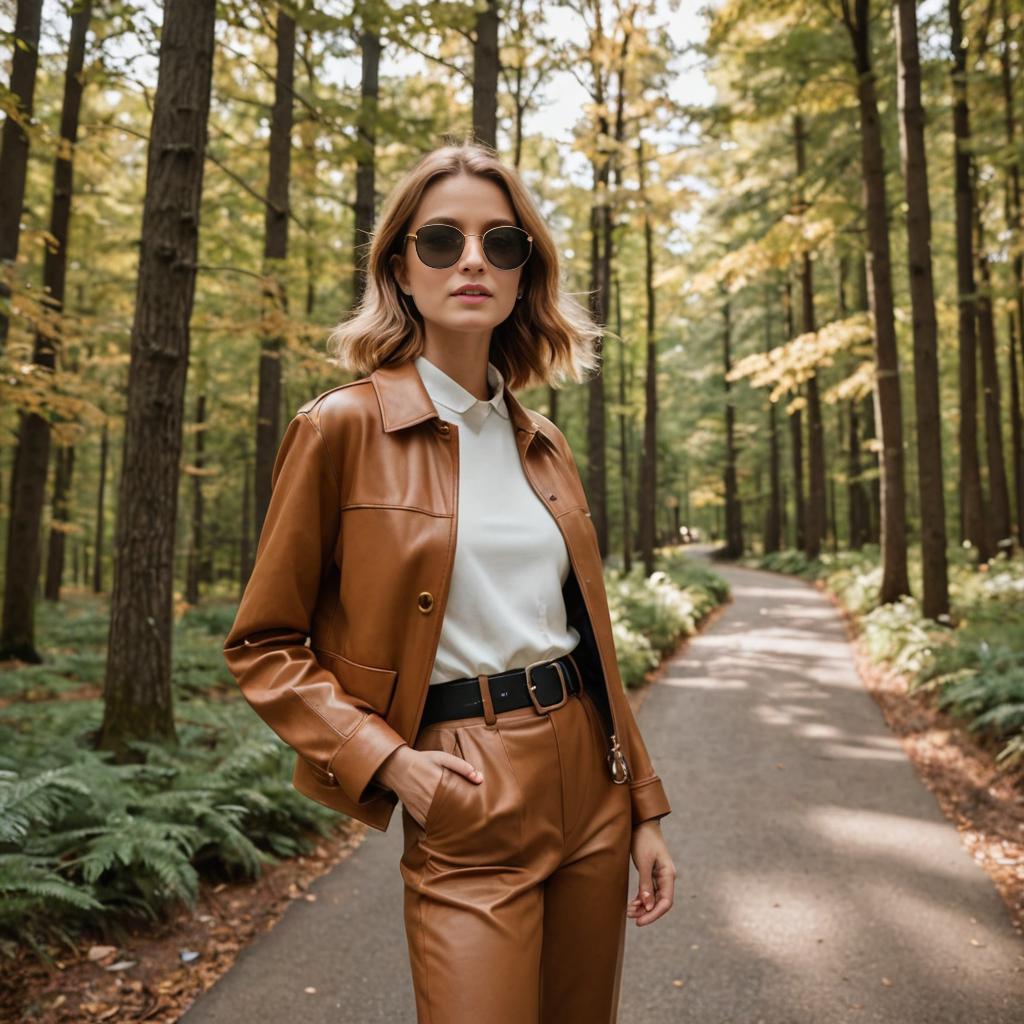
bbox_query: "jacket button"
[549,493,557,500]
[436,421,450,434]
[417,591,434,613]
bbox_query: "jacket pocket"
[312,647,399,718]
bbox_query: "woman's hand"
[374,744,483,829]
[627,819,676,926]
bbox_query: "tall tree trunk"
[973,184,1013,552]
[854,252,882,544]
[0,0,44,352]
[352,7,380,307]
[950,0,990,560]
[1001,0,1024,544]
[614,272,631,572]
[585,1,614,555]
[587,164,610,554]
[254,8,296,541]
[765,286,782,554]
[1009,319,1024,545]
[471,0,499,148]
[637,135,657,575]
[794,113,827,560]
[186,391,207,604]
[239,451,253,600]
[783,275,805,549]
[41,0,93,603]
[843,0,910,603]
[98,0,217,756]
[894,0,950,619]
[44,445,74,600]
[1,0,93,657]
[92,419,108,593]
[722,295,743,558]
[839,253,869,549]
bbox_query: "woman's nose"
[460,234,487,268]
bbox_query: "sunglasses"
[404,223,533,271]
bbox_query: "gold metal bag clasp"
[607,732,630,784]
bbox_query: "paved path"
[182,560,1023,1023]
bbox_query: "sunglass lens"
[484,227,530,270]
[416,224,463,268]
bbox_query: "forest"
[1,0,1023,1018]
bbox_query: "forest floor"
[8,556,1024,1022]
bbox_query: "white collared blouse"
[413,353,581,686]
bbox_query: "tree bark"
[949,0,990,559]
[843,0,910,602]
[894,0,950,618]
[973,184,1013,551]
[0,0,44,351]
[765,286,782,554]
[92,419,108,593]
[794,113,827,560]
[0,0,93,657]
[472,0,499,148]
[186,391,207,604]
[1000,0,1024,544]
[782,275,805,550]
[352,7,380,307]
[44,445,74,601]
[723,294,743,558]
[637,135,657,574]
[254,8,296,542]
[98,0,217,756]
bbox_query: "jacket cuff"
[629,774,671,828]
[328,712,408,806]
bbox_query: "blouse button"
[417,591,435,613]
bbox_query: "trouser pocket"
[423,726,524,863]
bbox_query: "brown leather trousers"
[399,670,634,1024]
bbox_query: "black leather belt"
[420,649,583,728]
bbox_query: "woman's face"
[390,172,525,338]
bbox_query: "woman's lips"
[451,293,491,304]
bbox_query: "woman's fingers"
[440,750,483,783]
[626,857,676,925]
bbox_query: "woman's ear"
[389,253,411,295]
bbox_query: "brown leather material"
[222,357,671,832]
[400,685,633,1023]
[477,673,497,726]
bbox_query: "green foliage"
[605,550,730,688]
[0,716,338,952]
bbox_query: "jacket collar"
[413,354,510,421]
[370,356,555,449]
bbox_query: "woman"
[223,140,676,1024]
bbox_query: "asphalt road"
[181,558,1024,1023]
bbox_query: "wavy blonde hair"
[326,140,602,391]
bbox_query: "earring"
[516,292,523,300]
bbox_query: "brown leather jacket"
[223,357,672,832]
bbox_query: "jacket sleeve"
[223,410,408,807]
[551,425,671,829]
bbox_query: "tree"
[839,0,910,603]
[98,0,217,756]
[893,0,949,619]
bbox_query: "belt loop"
[477,673,497,726]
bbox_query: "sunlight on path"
[619,561,1024,1024]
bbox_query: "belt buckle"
[525,658,569,714]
